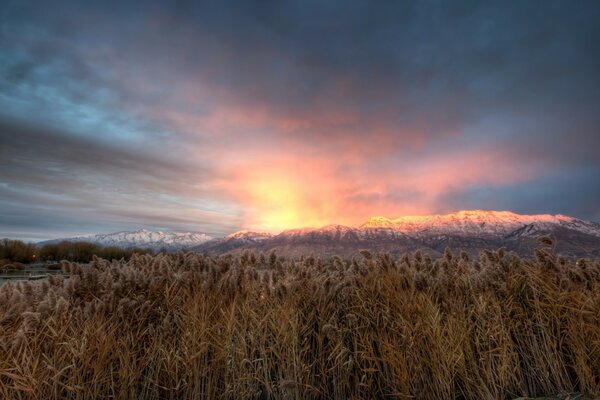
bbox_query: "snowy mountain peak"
[225,230,273,241]
[280,224,354,237]
[360,210,600,237]
[226,230,249,239]
[39,229,213,251]
[37,211,600,257]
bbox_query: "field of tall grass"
[0,238,598,399]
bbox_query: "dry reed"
[0,246,599,399]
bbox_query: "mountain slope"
[39,211,600,257]
[361,210,600,238]
[194,225,435,257]
[194,211,600,257]
[198,231,273,254]
[38,229,213,251]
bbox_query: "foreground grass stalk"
[0,245,599,399]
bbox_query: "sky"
[1,0,600,241]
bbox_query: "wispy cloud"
[1,0,599,239]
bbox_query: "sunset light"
[249,177,305,231]
[239,172,333,232]
[2,2,599,240]
[1,2,600,398]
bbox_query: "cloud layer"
[1,0,599,240]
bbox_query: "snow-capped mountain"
[361,210,600,238]
[39,211,600,257]
[39,229,213,251]
[193,230,273,254]
[193,210,600,257]
[279,224,358,239]
[225,230,273,242]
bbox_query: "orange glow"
[249,178,304,231]
[155,87,544,232]
[213,138,542,232]
[235,171,334,232]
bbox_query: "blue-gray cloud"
[1,0,599,239]
[438,168,600,221]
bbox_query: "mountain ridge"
[36,210,600,257]
[37,229,213,251]
[361,210,600,236]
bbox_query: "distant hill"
[38,211,600,257]
[37,229,213,252]
[193,210,600,258]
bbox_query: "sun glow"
[221,161,340,233]
[253,179,300,229]
[245,175,330,232]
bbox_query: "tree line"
[0,239,153,264]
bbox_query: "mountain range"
[37,210,600,258]
[37,229,213,252]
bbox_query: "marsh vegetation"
[0,239,598,399]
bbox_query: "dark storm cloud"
[1,0,599,239]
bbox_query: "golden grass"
[0,244,599,399]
